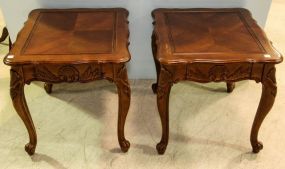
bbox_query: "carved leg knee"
[152,32,160,95]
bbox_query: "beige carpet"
[0,1,284,169]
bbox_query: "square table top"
[5,8,130,65]
[152,8,283,64]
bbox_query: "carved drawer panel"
[33,64,104,83]
[186,63,252,82]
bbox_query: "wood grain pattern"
[4,8,130,65]
[152,8,283,155]
[4,8,131,155]
[152,8,282,64]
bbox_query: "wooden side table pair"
[4,8,282,156]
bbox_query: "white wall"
[0,0,272,79]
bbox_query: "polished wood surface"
[5,8,130,65]
[4,8,131,155]
[152,8,283,155]
[152,8,282,64]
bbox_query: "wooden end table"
[4,8,131,155]
[151,8,283,154]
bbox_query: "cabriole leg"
[156,67,173,154]
[114,65,131,152]
[250,65,277,153]
[10,67,37,155]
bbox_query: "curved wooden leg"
[250,65,277,153]
[44,83,53,94]
[156,67,173,155]
[0,27,12,51]
[152,32,160,94]
[227,82,235,93]
[114,65,131,152]
[0,27,9,42]
[10,68,37,155]
[9,37,12,51]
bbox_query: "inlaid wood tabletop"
[152,8,282,64]
[5,8,130,65]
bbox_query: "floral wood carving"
[35,66,59,82]
[81,65,103,81]
[187,64,252,82]
[264,67,277,97]
[157,67,173,100]
[34,65,103,82]
[208,65,229,81]
[115,65,130,98]
[10,69,23,100]
[58,66,79,82]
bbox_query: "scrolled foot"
[156,142,167,155]
[44,83,53,94]
[25,143,36,156]
[252,141,263,153]
[119,139,130,153]
[152,83,158,94]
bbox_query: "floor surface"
[0,1,285,168]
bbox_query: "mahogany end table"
[151,8,283,154]
[4,8,131,155]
